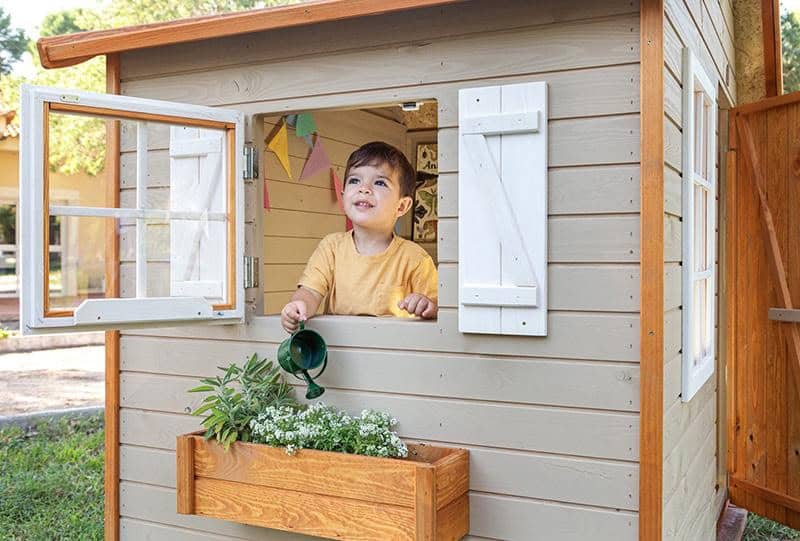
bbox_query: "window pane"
[119,122,231,305]
[694,90,704,177]
[46,215,110,312]
[694,185,708,272]
[692,278,707,365]
[703,96,713,181]
[44,107,233,312]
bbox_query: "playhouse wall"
[116,1,643,539]
[661,0,735,538]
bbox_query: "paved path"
[0,346,104,416]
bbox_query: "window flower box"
[176,431,470,540]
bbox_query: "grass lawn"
[0,414,104,540]
[745,512,800,540]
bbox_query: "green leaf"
[188,385,214,393]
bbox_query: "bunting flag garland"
[331,169,345,212]
[299,136,331,181]
[295,113,317,137]
[285,114,298,127]
[266,120,292,179]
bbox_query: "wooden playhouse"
[18,0,800,539]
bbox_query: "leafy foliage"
[0,8,28,75]
[251,402,409,458]
[40,9,92,38]
[783,11,800,94]
[189,353,297,449]
[0,0,300,175]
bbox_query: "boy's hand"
[281,300,308,333]
[398,293,438,319]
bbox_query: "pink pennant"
[299,136,331,181]
[331,169,345,212]
[263,177,271,211]
[346,217,353,231]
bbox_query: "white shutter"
[458,82,548,336]
[169,127,226,301]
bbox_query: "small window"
[19,86,244,334]
[260,104,439,318]
[681,50,717,401]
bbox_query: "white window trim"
[19,85,245,334]
[681,50,718,401]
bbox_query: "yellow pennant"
[266,120,291,179]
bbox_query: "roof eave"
[37,0,462,69]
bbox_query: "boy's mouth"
[353,200,374,209]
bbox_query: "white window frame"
[19,85,245,334]
[681,50,718,401]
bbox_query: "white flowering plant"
[250,402,408,458]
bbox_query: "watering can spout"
[278,322,328,400]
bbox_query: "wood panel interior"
[262,104,438,315]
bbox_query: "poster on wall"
[413,143,438,243]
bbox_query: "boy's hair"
[344,141,416,199]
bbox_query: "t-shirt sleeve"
[298,236,335,297]
[410,255,438,303]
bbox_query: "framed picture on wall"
[413,143,438,243]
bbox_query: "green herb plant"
[189,353,298,449]
[250,402,408,458]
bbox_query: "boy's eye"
[346,177,359,185]
[375,179,387,187]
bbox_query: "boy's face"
[343,161,412,233]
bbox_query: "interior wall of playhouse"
[261,105,439,315]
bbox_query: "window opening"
[260,102,439,318]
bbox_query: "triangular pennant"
[346,217,353,231]
[285,114,298,127]
[331,168,345,213]
[295,113,317,137]
[266,121,291,179]
[299,137,331,181]
[263,177,271,211]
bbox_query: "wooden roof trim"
[37,0,462,69]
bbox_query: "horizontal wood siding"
[661,0,733,538]
[118,0,641,538]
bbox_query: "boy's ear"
[396,196,413,217]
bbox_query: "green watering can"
[277,322,328,400]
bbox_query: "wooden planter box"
[176,432,469,540]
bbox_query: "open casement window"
[19,86,244,334]
[681,50,717,401]
[458,82,547,336]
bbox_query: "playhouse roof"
[36,0,462,69]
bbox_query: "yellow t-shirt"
[298,232,438,317]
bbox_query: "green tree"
[0,0,297,175]
[0,7,29,75]
[782,11,800,94]
[40,9,92,38]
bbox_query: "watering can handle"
[314,353,328,378]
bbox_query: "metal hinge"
[243,256,259,288]
[243,145,258,180]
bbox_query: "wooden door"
[727,92,800,528]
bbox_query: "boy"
[280,141,438,333]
